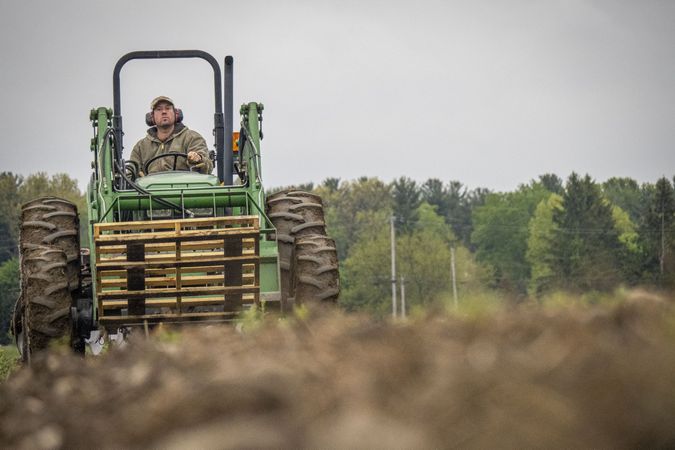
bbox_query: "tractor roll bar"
[112,50,233,185]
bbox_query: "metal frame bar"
[112,50,231,184]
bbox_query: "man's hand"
[187,151,203,164]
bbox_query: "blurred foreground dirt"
[2,291,675,449]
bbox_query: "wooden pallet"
[94,216,260,326]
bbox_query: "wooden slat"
[99,265,256,277]
[100,273,255,288]
[99,311,240,323]
[98,285,260,300]
[98,250,255,263]
[95,228,259,245]
[98,239,256,254]
[101,295,257,309]
[96,255,259,271]
[98,253,256,261]
[94,215,259,233]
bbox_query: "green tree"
[340,202,481,314]
[421,179,477,246]
[321,177,341,193]
[339,223,391,314]
[391,177,421,234]
[551,173,623,291]
[397,226,452,306]
[415,202,454,241]
[602,177,643,223]
[639,177,675,286]
[0,173,22,263]
[267,182,316,196]
[460,186,491,249]
[537,173,564,195]
[612,206,639,254]
[421,178,449,219]
[611,204,642,283]
[317,177,392,260]
[472,183,549,295]
[445,181,472,246]
[18,172,88,247]
[398,203,453,306]
[0,259,19,345]
[18,172,83,205]
[0,172,87,262]
[526,193,563,297]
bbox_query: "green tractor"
[12,50,339,360]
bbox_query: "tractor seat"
[135,171,220,190]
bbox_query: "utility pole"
[400,275,406,318]
[390,215,397,318]
[451,246,458,309]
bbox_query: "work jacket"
[130,123,213,175]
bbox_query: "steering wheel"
[143,152,190,175]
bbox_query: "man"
[130,96,213,175]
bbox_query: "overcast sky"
[0,0,673,193]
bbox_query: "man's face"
[152,102,176,127]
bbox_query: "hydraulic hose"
[113,160,195,218]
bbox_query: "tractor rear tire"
[21,197,80,295]
[15,197,81,361]
[266,190,328,309]
[291,234,340,304]
[18,245,73,362]
[11,296,26,361]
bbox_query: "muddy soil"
[2,291,675,449]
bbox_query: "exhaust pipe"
[223,56,234,185]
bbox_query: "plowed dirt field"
[2,291,675,449]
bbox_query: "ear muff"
[145,107,183,126]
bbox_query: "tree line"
[305,173,675,314]
[0,171,673,342]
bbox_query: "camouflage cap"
[150,96,175,110]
